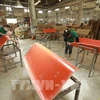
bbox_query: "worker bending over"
[0,25,10,37]
[63,29,79,60]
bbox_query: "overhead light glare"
[38,10,43,13]
[24,8,29,12]
[35,0,41,6]
[48,10,51,13]
[65,6,70,9]
[55,8,59,11]
[6,7,12,11]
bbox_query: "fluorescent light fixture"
[0,4,26,8]
[0,4,10,7]
[6,7,12,11]
[38,10,43,13]
[24,9,27,12]
[6,7,9,10]
[65,6,69,9]
[35,0,41,6]
[70,18,75,21]
[48,10,51,13]
[24,8,29,12]
[55,8,59,11]
[39,19,43,20]
[15,6,24,8]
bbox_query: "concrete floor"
[0,39,100,100]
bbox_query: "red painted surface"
[42,29,56,34]
[24,43,77,100]
[72,38,100,52]
[0,35,9,48]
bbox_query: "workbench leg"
[45,40,47,47]
[1,55,7,73]
[40,34,45,43]
[19,50,23,67]
[44,34,49,47]
[35,34,37,42]
[13,44,17,57]
[81,49,85,63]
[53,33,56,44]
[93,53,98,69]
[87,50,89,55]
[75,46,80,67]
[74,87,81,100]
[88,49,97,77]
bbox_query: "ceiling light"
[6,7,12,11]
[65,6,70,9]
[55,8,59,11]
[39,19,43,21]
[35,0,41,6]
[38,11,43,13]
[59,0,61,2]
[24,8,29,12]
[70,18,75,21]
[14,0,24,8]
[48,10,51,13]
[0,4,26,8]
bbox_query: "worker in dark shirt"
[63,29,79,60]
[0,25,10,37]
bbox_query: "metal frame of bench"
[72,38,100,77]
[36,29,57,49]
[0,35,23,72]
[53,76,81,100]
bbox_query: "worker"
[14,25,23,38]
[0,25,10,37]
[80,22,84,28]
[63,29,79,60]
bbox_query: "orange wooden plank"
[24,43,77,100]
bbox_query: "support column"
[28,0,37,33]
[78,0,83,25]
[56,12,58,23]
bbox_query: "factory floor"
[0,39,100,100]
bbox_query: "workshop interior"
[0,0,100,100]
